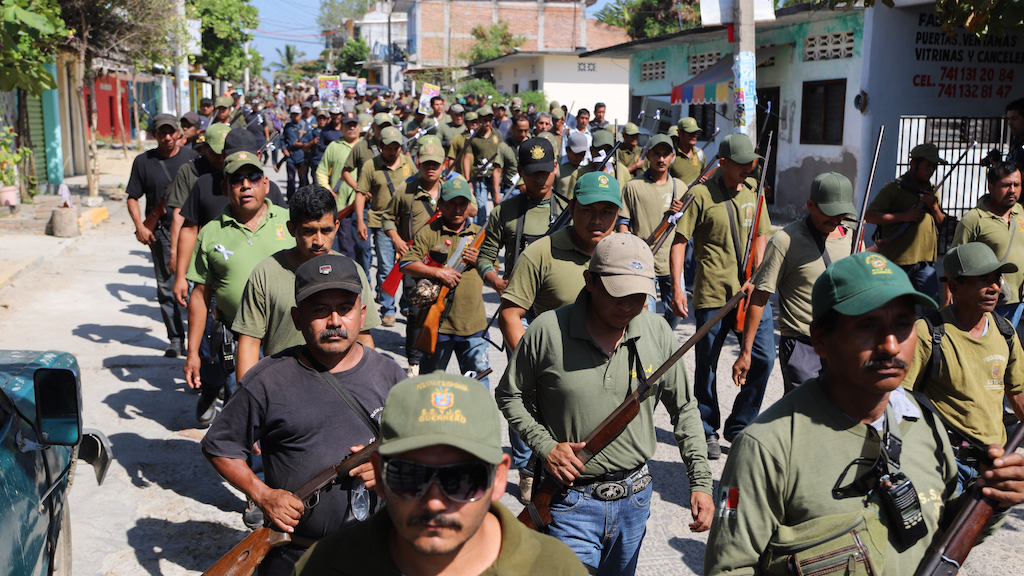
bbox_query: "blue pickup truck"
[1,350,111,576]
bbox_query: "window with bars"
[688,104,717,139]
[801,79,846,145]
[804,31,855,61]
[688,52,721,75]
[640,60,665,81]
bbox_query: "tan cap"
[417,135,445,163]
[589,234,656,298]
[622,122,640,136]
[380,126,403,146]
[678,117,702,133]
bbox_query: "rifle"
[733,134,773,332]
[702,127,721,150]
[874,140,977,249]
[646,156,721,256]
[201,440,379,576]
[543,141,622,236]
[519,289,748,530]
[413,229,488,354]
[853,126,885,254]
[913,421,1024,576]
[638,109,662,159]
[142,200,167,233]
[380,210,442,297]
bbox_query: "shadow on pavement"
[667,536,706,574]
[107,282,156,302]
[74,323,166,351]
[120,303,163,323]
[126,517,248,576]
[109,432,243,514]
[119,264,154,277]
[648,459,697,510]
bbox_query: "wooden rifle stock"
[734,135,773,332]
[913,421,1024,576]
[202,440,380,576]
[647,157,721,256]
[381,210,442,297]
[853,126,885,253]
[518,291,747,530]
[414,230,487,354]
[143,200,167,232]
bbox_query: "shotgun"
[201,440,379,576]
[913,420,1024,576]
[519,290,748,530]
[414,229,488,354]
[853,126,885,253]
[733,135,772,332]
[381,210,442,297]
[646,156,721,256]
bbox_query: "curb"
[0,237,77,291]
[79,206,109,231]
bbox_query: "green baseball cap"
[464,111,479,122]
[574,171,622,208]
[622,122,640,136]
[417,135,445,163]
[378,372,503,465]
[592,129,615,149]
[811,253,937,320]
[678,117,702,133]
[215,96,233,108]
[910,143,948,165]
[648,134,674,153]
[441,176,474,202]
[540,131,562,152]
[719,133,762,164]
[223,150,263,175]
[476,104,494,117]
[941,242,1018,282]
[380,126,403,146]
[667,125,680,138]
[549,100,560,109]
[551,107,565,120]
[205,123,230,154]
[373,112,394,126]
[810,172,857,217]
[358,113,373,129]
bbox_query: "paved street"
[0,157,1020,575]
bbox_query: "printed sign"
[356,78,367,96]
[318,75,342,106]
[419,83,440,115]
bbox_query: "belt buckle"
[592,480,629,501]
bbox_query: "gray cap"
[810,172,857,217]
[567,132,589,153]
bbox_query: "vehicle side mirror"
[33,368,82,446]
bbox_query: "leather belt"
[571,463,651,502]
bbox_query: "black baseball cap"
[223,128,258,156]
[295,254,363,304]
[518,137,555,175]
[152,113,178,132]
[199,97,213,107]
[341,111,359,124]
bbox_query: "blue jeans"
[646,275,681,330]
[420,332,490,389]
[693,302,776,440]
[354,206,373,280]
[684,242,696,293]
[371,227,396,316]
[900,261,940,304]
[473,179,495,227]
[547,478,653,575]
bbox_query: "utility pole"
[387,1,393,90]
[733,0,756,144]
[175,0,190,114]
[244,40,251,93]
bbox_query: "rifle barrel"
[853,126,885,253]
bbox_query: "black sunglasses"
[382,458,495,502]
[229,171,264,185]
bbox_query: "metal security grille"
[688,52,721,75]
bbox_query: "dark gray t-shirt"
[201,345,406,539]
[126,147,199,225]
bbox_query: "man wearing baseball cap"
[670,117,706,184]
[437,103,466,152]
[865,142,949,302]
[204,253,406,576]
[317,111,364,258]
[446,111,478,179]
[705,253,1024,575]
[498,234,714,575]
[214,96,234,125]
[292,372,587,575]
[465,104,504,227]
[556,131,588,198]
[903,242,1024,491]
[565,128,631,195]
[669,132,774,459]
[733,172,858,395]
[616,122,646,176]
[283,104,310,197]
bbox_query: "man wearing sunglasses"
[497,233,714,576]
[291,372,587,576]
[204,254,406,576]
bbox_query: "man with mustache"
[903,242,1024,493]
[202,254,406,576]
[291,372,587,576]
[669,133,776,459]
[705,253,1024,575]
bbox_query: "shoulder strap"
[1001,217,1017,262]
[991,312,1016,349]
[304,350,380,436]
[921,309,946,381]
[804,216,833,268]
[157,158,172,182]
[723,179,744,269]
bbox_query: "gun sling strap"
[512,196,562,275]
[304,351,380,438]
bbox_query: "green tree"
[0,0,68,95]
[317,0,373,49]
[273,44,307,81]
[463,20,526,64]
[831,0,1024,37]
[187,0,260,82]
[595,0,699,40]
[335,36,369,76]
[458,78,501,101]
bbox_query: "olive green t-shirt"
[868,177,940,265]
[479,193,568,280]
[498,141,519,190]
[951,197,1024,304]
[670,146,706,185]
[231,250,380,356]
[501,228,592,316]
[342,137,378,173]
[555,161,578,199]
[437,121,466,150]
[446,133,471,178]
[381,175,439,242]
[467,129,504,179]
[675,177,771,309]
[903,308,1024,446]
[400,220,487,336]
[167,161,198,210]
[753,219,854,338]
[617,146,644,175]
[620,173,689,276]
[566,161,632,196]
[356,154,417,228]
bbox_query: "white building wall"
[490,55,629,121]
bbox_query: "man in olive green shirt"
[465,105,504,227]
[617,122,646,176]
[316,111,362,259]
[565,129,632,194]
[497,233,714,576]
[446,112,478,179]
[437,103,466,151]
[865,143,948,302]
[400,176,490,388]
[292,372,588,576]
[670,117,706,184]
[556,132,588,199]
[669,133,775,458]
[734,172,857,394]
[949,162,1024,327]
[618,134,686,329]
[903,242,1024,492]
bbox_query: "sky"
[250,0,615,83]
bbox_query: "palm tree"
[273,45,306,80]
